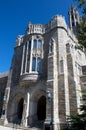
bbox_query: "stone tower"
[0,7,86,130]
[68,5,81,33]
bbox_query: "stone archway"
[17,98,24,123]
[37,96,46,121]
[30,89,46,125]
[7,93,24,124]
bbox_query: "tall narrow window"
[29,40,31,50]
[32,57,36,71]
[26,52,30,72]
[37,57,41,72]
[33,39,37,49]
[26,40,31,72]
[23,43,27,73]
[66,43,70,54]
[49,39,54,53]
[60,59,64,73]
[38,40,42,49]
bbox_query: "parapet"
[15,15,77,47]
[44,15,67,32]
[44,15,77,42]
[26,22,45,35]
[15,35,24,47]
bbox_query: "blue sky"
[0,0,79,72]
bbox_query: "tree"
[74,0,86,49]
[75,0,86,14]
[66,91,86,130]
[77,21,86,49]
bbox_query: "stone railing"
[20,73,39,87]
[26,24,45,35]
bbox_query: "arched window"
[21,38,43,74]
[38,40,42,49]
[49,38,54,53]
[66,43,70,53]
[33,39,37,49]
[33,39,42,49]
[32,38,42,73]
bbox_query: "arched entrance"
[17,98,24,123]
[37,96,46,121]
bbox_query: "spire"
[68,5,81,34]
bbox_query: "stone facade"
[0,6,86,130]
[0,72,8,118]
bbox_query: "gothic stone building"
[0,6,86,130]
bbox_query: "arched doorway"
[17,98,24,123]
[37,96,46,121]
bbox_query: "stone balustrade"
[20,73,39,87]
[26,23,45,35]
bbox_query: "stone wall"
[11,46,23,87]
[0,74,8,117]
[1,14,86,130]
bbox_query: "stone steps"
[6,124,43,129]
[0,118,4,125]
[0,120,44,130]
[4,123,28,130]
[0,125,43,130]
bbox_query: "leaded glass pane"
[32,57,36,71]
[37,57,41,72]
[33,39,37,49]
[29,40,31,50]
[23,43,27,73]
[38,40,42,49]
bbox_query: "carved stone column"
[1,70,12,124]
[25,92,30,127]
[22,92,30,127]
